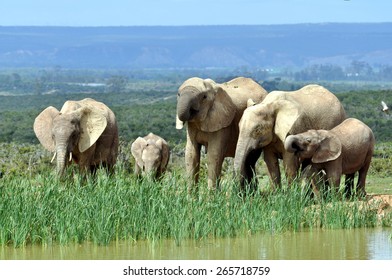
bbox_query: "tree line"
[292,61,392,82]
[0,88,390,145]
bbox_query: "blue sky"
[1,0,391,26]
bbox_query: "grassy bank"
[0,142,391,247]
[0,166,390,248]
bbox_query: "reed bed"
[0,168,390,248]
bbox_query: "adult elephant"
[34,98,119,175]
[234,84,346,189]
[176,77,268,189]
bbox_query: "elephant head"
[176,77,236,132]
[234,98,302,177]
[131,136,169,177]
[34,105,107,175]
[284,131,342,164]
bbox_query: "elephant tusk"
[69,152,73,162]
[50,152,57,163]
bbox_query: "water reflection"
[1,228,391,260]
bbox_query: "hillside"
[1,24,392,69]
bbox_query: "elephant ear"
[156,139,170,171]
[312,133,342,163]
[33,106,60,152]
[200,80,236,132]
[78,106,107,153]
[131,137,147,166]
[274,100,301,143]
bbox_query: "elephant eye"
[203,94,207,99]
[306,138,311,143]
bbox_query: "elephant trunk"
[234,139,250,184]
[234,137,263,189]
[56,150,66,175]
[284,135,300,153]
[177,90,199,122]
[143,164,154,176]
[55,143,70,176]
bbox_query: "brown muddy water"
[1,228,392,260]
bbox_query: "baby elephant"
[131,133,170,179]
[284,118,375,196]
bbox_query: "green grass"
[366,176,392,194]
[0,166,390,248]
[0,141,391,247]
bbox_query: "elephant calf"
[284,118,375,196]
[131,133,170,179]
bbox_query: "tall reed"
[0,168,389,247]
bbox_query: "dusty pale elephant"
[284,118,375,196]
[131,133,170,179]
[34,98,119,175]
[234,84,346,189]
[176,77,268,189]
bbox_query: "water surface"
[1,228,391,260]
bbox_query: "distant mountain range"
[1,24,392,69]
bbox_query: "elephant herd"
[34,76,375,196]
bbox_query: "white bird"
[381,101,389,114]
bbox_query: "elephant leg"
[134,164,142,176]
[355,150,372,197]
[356,165,370,197]
[263,148,281,190]
[356,171,368,197]
[326,170,342,194]
[90,164,99,175]
[282,152,300,186]
[344,173,355,198]
[185,135,201,185]
[206,151,224,190]
[310,177,321,199]
[103,162,115,175]
[206,137,226,190]
[155,168,162,180]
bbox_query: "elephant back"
[271,84,346,134]
[78,98,116,121]
[292,84,346,131]
[222,77,268,112]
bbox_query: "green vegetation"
[0,86,392,143]
[0,92,183,144]
[1,167,390,248]
[0,139,391,248]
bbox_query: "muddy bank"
[367,194,392,218]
